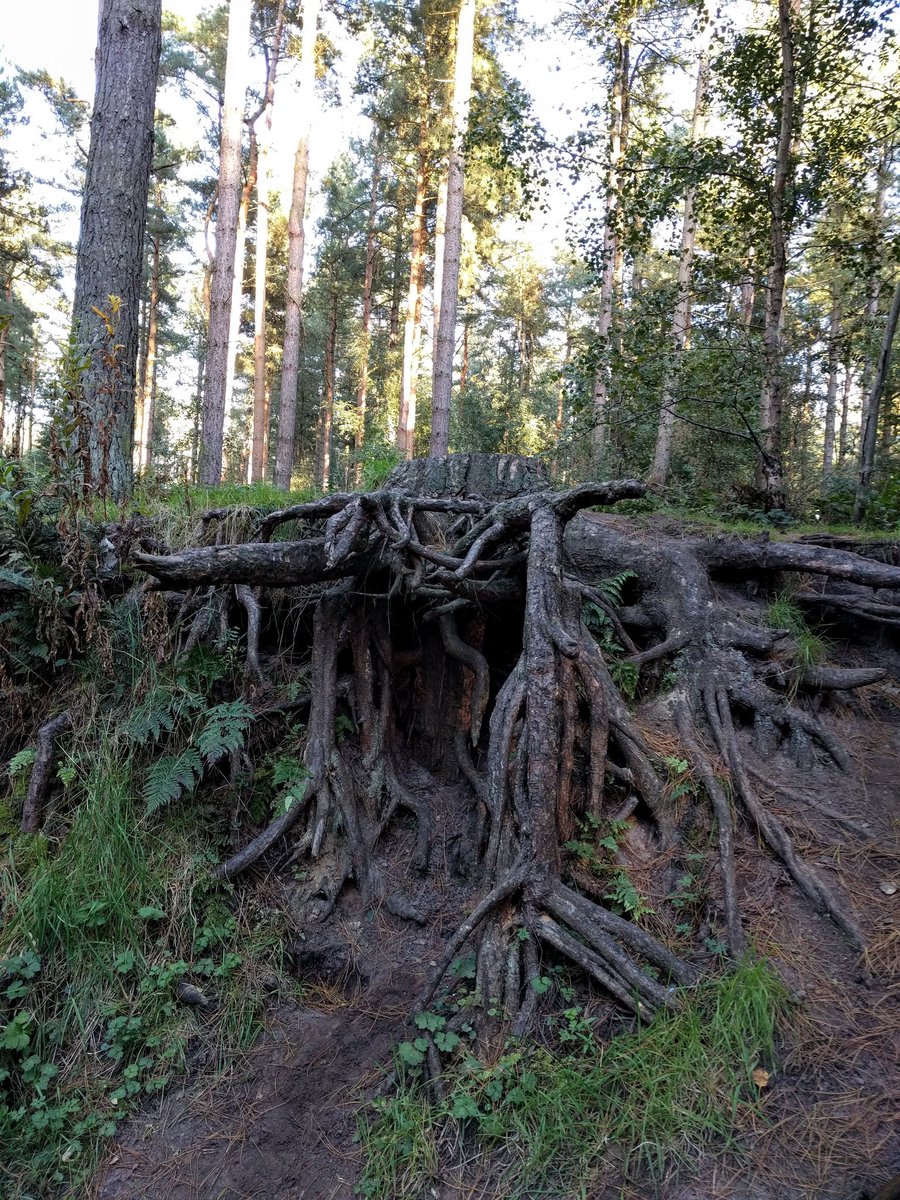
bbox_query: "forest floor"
[92,514,900,1200]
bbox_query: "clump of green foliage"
[0,601,296,1198]
[765,590,826,670]
[358,957,791,1199]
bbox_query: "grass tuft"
[358,956,792,1199]
[765,590,826,669]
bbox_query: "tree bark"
[854,280,900,523]
[355,148,382,482]
[250,0,285,485]
[137,230,159,472]
[317,285,338,492]
[198,0,251,485]
[431,0,476,456]
[71,0,162,501]
[758,0,800,509]
[0,277,11,451]
[590,33,629,468]
[398,119,429,459]
[431,172,449,396]
[821,293,841,479]
[837,358,852,468]
[273,0,320,490]
[224,136,258,436]
[647,44,709,488]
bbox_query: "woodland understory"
[126,452,898,1025]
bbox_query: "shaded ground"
[96,562,900,1200]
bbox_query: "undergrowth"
[358,957,791,1199]
[0,598,297,1199]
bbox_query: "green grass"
[358,957,792,1199]
[765,590,826,669]
[0,650,295,1198]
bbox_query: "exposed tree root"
[20,712,72,834]
[134,454,897,1035]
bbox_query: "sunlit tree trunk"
[648,43,709,488]
[590,33,629,468]
[137,231,160,472]
[250,0,285,484]
[224,144,257,426]
[821,294,841,479]
[71,0,162,500]
[398,119,429,459]
[273,0,320,490]
[758,0,803,509]
[198,0,251,485]
[854,281,900,523]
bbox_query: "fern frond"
[598,569,636,607]
[195,700,254,765]
[144,749,203,815]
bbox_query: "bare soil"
[95,624,900,1200]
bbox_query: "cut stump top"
[386,453,550,500]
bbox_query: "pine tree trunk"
[590,34,629,468]
[0,277,11,451]
[273,0,320,490]
[821,294,842,479]
[398,121,429,459]
[430,0,476,457]
[137,232,160,473]
[71,0,162,500]
[250,1,284,485]
[648,45,709,488]
[389,187,404,353]
[758,0,800,510]
[224,142,257,429]
[838,359,852,467]
[431,172,449,394]
[318,287,338,492]
[854,281,900,523]
[355,150,382,482]
[198,0,251,485]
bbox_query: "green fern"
[123,686,203,747]
[144,749,203,815]
[8,748,36,777]
[597,569,636,608]
[195,701,254,765]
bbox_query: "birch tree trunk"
[647,43,710,488]
[430,0,477,457]
[821,294,841,479]
[398,121,429,459]
[758,0,801,510]
[198,0,251,485]
[0,278,11,451]
[251,0,285,484]
[590,34,629,468]
[854,281,900,523]
[273,0,320,490]
[71,0,162,500]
